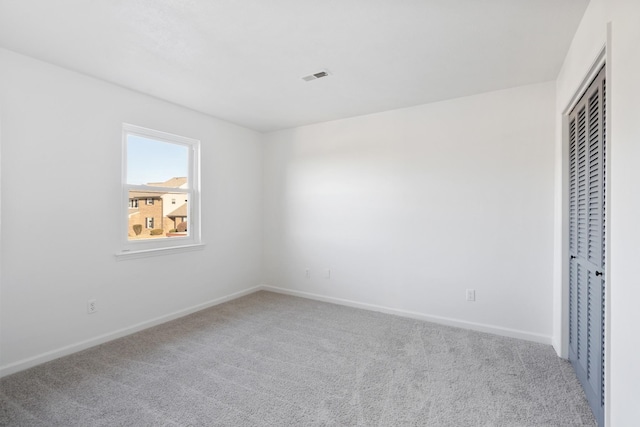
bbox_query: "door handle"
[570,255,576,260]
[595,271,603,277]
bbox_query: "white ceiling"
[0,0,589,132]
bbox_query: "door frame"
[559,41,611,425]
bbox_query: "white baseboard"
[0,286,262,378]
[259,285,552,345]
[1,284,553,378]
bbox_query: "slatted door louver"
[568,66,606,427]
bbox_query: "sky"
[127,134,188,185]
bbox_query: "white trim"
[562,46,606,115]
[0,283,553,378]
[122,123,200,148]
[260,285,552,345]
[115,243,205,260]
[0,286,261,378]
[121,123,201,254]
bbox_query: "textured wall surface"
[0,48,264,373]
[263,82,556,342]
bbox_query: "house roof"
[129,191,163,199]
[167,204,188,218]
[147,177,187,188]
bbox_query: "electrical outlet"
[305,269,310,279]
[324,269,331,279]
[466,289,476,302]
[87,299,97,314]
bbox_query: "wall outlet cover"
[87,299,97,314]
[466,289,476,302]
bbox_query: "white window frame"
[117,123,203,259]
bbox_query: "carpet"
[0,290,596,426]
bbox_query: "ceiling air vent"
[302,69,331,82]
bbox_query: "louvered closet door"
[568,66,606,427]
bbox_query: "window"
[119,123,201,258]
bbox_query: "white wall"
[0,49,263,374]
[263,82,556,342]
[554,0,640,424]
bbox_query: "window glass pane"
[122,124,199,253]
[127,134,188,186]
[128,190,189,240]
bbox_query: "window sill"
[115,243,205,260]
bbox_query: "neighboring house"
[166,203,188,231]
[128,191,164,237]
[129,177,188,236]
[149,177,188,232]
